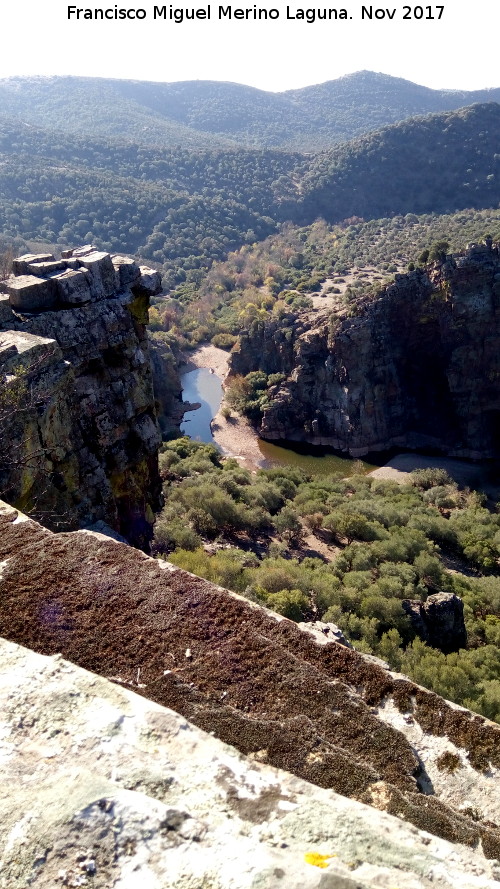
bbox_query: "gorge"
[0,244,500,888]
[230,241,500,459]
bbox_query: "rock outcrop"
[0,500,498,867]
[0,247,163,548]
[231,241,500,458]
[1,634,499,889]
[402,592,468,654]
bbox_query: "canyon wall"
[231,241,500,458]
[0,246,163,548]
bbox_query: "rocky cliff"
[0,246,163,548]
[231,241,500,458]
[0,500,498,876]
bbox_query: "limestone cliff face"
[0,246,163,548]
[231,241,500,458]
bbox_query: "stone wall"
[0,246,163,548]
[231,241,500,458]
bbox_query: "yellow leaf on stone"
[304,852,336,868]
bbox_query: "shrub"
[410,467,454,490]
[265,588,309,620]
[211,332,237,350]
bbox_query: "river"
[179,367,223,444]
[180,363,375,475]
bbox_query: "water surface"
[258,439,376,476]
[180,365,374,475]
[180,367,223,444]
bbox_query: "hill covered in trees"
[1,70,500,150]
[1,103,500,286]
[297,103,500,222]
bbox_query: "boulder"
[297,619,352,648]
[112,254,141,290]
[136,265,162,296]
[402,592,467,654]
[79,251,117,299]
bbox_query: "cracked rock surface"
[0,636,499,889]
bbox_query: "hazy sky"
[1,0,497,92]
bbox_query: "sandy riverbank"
[182,347,497,485]
[182,345,265,470]
[369,453,489,488]
[181,344,230,379]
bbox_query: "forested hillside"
[298,104,500,222]
[1,70,499,150]
[1,103,499,287]
[152,209,500,345]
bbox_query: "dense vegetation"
[1,71,499,151]
[297,104,500,223]
[153,439,500,722]
[1,104,500,288]
[0,116,300,288]
[150,209,500,346]
[2,72,499,727]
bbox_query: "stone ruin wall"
[0,246,163,549]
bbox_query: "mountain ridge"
[2,70,500,150]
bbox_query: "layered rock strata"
[0,501,498,865]
[0,247,162,548]
[231,241,500,458]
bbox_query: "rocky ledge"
[0,500,498,880]
[1,634,499,889]
[0,247,163,548]
[231,241,500,458]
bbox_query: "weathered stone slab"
[5,274,57,312]
[26,260,66,275]
[0,631,498,889]
[72,244,96,258]
[80,251,117,299]
[136,265,162,295]
[51,268,92,306]
[12,253,55,275]
[0,295,14,327]
[112,254,141,290]
[0,330,58,371]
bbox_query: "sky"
[0,0,497,92]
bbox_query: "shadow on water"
[257,439,377,476]
[179,367,374,475]
[179,368,500,484]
